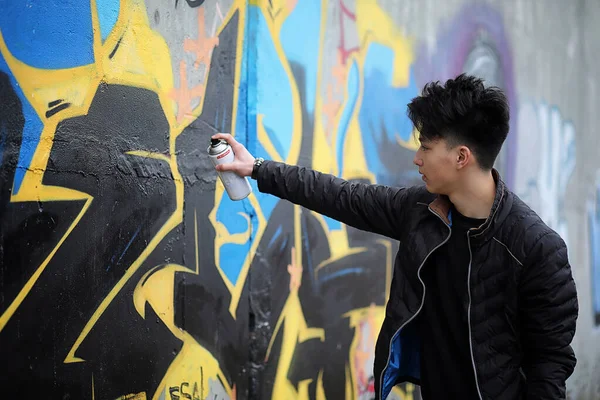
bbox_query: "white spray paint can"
[207,137,252,201]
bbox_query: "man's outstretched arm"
[212,133,414,240]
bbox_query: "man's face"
[413,137,459,195]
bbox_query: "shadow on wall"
[589,173,600,328]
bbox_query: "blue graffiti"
[214,5,295,284]
[97,0,120,42]
[106,225,141,272]
[215,6,421,284]
[0,0,97,193]
[281,1,345,233]
[0,53,44,195]
[358,43,418,181]
[336,60,360,178]
[280,0,322,115]
[248,6,294,163]
[215,195,260,283]
[0,0,94,69]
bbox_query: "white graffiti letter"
[515,102,576,244]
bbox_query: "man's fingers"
[212,133,239,147]
[211,133,247,153]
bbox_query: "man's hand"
[211,133,255,177]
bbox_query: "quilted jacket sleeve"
[255,160,413,240]
[519,230,578,399]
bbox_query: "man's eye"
[420,145,428,150]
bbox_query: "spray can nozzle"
[210,138,221,146]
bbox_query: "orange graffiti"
[322,83,341,140]
[287,246,302,292]
[169,61,205,123]
[354,303,378,395]
[331,49,348,92]
[184,7,220,69]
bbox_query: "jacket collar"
[428,169,512,244]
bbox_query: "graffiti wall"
[0,0,246,398]
[0,0,599,399]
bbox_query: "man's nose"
[413,154,422,166]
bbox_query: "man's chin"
[424,182,436,194]
[425,185,449,196]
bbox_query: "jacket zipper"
[378,207,451,400]
[467,232,484,400]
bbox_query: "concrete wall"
[0,0,598,399]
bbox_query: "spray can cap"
[210,138,221,147]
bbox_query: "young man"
[212,74,578,399]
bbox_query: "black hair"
[407,73,509,170]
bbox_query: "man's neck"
[448,170,496,220]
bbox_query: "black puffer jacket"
[256,160,578,400]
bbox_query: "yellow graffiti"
[397,128,421,152]
[126,10,254,397]
[0,195,92,332]
[257,114,284,161]
[203,0,275,319]
[209,176,268,316]
[346,305,384,397]
[355,0,414,88]
[65,0,188,363]
[115,393,147,400]
[133,210,233,400]
[0,0,184,342]
[209,0,302,318]
[69,0,248,367]
[265,205,325,398]
[325,34,414,179]
[249,0,304,167]
[305,0,416,265]
[243,0,417,398]
[0,0,241,397]
[1,0,420,397]
[157,341,232,400]
[259,0,298,27]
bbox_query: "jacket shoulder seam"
[492,237,524,266]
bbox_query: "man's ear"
[456,145,471,169]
